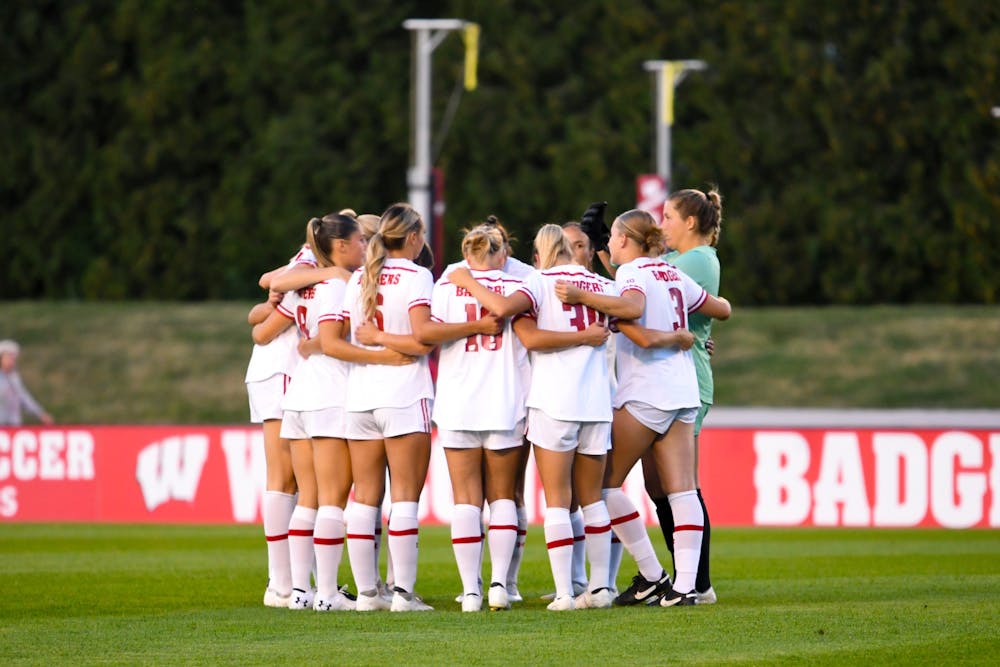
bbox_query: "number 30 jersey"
[342,258,434,412]
[613,258,708,411]
[519,263,613,423]
[430,269,529,431]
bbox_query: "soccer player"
[555,208,730,607]
[450,224,614,611]
[246,241,316,608]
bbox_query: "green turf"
[2,524,997,665]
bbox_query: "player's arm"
[248,301,274,325]
[319,319,415,366]
[414,312,503,345]
[270,265,344,293]
[594,250,616,278]
[447,268,532,317]
[695,294,732,321]
[555,282,644,320]
[615,321,695,350]
[512,317,609,351]
[252,308,294,345]
[297,336,322,358]
[354,305,434,356]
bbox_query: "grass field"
[1,301,998,424]
[2,524,998,665]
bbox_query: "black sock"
[696,489,712,593]
[651,495,675,578]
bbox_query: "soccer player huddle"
[245,192,729,613]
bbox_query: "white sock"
[288,505,317,593]
[668,490,704,593]
[609,533,624,591]
[314,505,345,599]
[604,488,663,583]
[388,501,420,593]
[487,499,518,587]
[451,504,483,595]
[543,507,574,598]
[263,491,295,595]
[507,505,527,590]
[582,501,611,593]
[346,502,379,593]
[570,507,587,589]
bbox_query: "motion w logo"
[135,435,209,512]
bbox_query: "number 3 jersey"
[277,279,350,412]
[430,269,529,431]
[342,258,435,412]
[519,263,614,423]
[613,257,708,411]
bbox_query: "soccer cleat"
[287,587,315,610]
[488,583,510,611]
[540,582,587,601]
[263,587,291,608]
[355,588,392,611]
[659,588,697,607]
[390,587,434,612]
[613,571,672,606]
[337,584,357,602]
[576,587,614,609]
[507,583,523,604]
[546,595,576,611]
[313,590,356,612]
[375,579,394,605]
[461,593,482,612]
[696,586,717,605]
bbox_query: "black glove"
[580,201,610,252]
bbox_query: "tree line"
[2,0,998,304]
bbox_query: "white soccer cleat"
[461,593,482,612]
[375,578,395,605]
[263,587,291,608]
[355,588,392,611]
[390,588,434,612]
[506,583,523,603]
[576,588,613,609]
[546,595,576,611]
[541,582,586,601]
[696,586,717,605]
[313,590,356,612]
[488,583,510,611]
[287,588,315,610]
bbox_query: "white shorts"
[280,406,348,440]
[526,408,610,455]
[247,374,290,423]
[437,419,526,451]
[623,401,698,435]
[346,399,433,440]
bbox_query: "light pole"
[403,18,478,249]
[642,59,708,191]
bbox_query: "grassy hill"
[1,301,998,424]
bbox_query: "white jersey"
[280,279,350,412]
[442,255,535,280]
[343,258,434,411]
[612,258,708,411]
[244,245,316,383]
[519,263,613,422]
[431,269,529,431]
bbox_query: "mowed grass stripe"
[1,524,997,665]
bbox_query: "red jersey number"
[464,303,503,352]
[668,287,687,330]
[562,303,605,331]
[295,305,310,338]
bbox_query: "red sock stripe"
[674,524,705,533]
[388,528,419,537]
[585,523,612,534]
[265,533,288,542]
[546,537,575,550]
[451,535,483,544]
[610,511,640,526]
[314,537,345,546]
[288,529,314,537]
[489,524,519,532]
[346,533,375,541]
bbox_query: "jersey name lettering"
[455,284,504,297]
[651,269,680,282]
[378,273,401,285]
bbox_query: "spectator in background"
[0,340,54,426]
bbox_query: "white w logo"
[135,435,209,512]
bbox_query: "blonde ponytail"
[534,224,571,270]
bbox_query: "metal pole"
[403,19,467,245]
[643,59,707,192]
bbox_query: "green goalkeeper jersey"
[661,245,720,404]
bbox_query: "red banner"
[1,426,996,527]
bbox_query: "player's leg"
[641,451,675,576]
[483,432,522,611]
[506,438,530,602]
[443,439,485,612]
[313,433,354,611]
[692,402,715,603]
[261,417,296,607]
[287,434,318,609]
[345,424,388,610]
[573,438,612,609]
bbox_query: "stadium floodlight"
[642,59,708,191]
[403,18,479,248]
